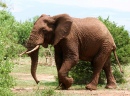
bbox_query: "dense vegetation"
[16,16,38,46]
[0,10,17,96]
[0,8,37,95]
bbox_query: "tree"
[0,1,7,8]
[16,16,39,45]
[0,10,16,96]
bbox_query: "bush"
[99,16,130,65]
[0,87,14,96]
[16,21,33,45]
[0,10,16,96]
[16,16,39,46]
[70,61,93,84]
[70,17,130,85]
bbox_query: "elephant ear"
[53,14,72,45]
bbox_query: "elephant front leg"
[58,60,77,90]
[54,46,65,89]
[55,53,71,89]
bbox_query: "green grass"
[12,63,56,75]
[116,65,130,90]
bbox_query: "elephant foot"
[61,83,69,90]
[36,81,40,84]
[34,79,40,84]
[56,77,73,90]
[105,83,117,89]
[63,77,73,89]
[85,83,97,90]
[58,77,73,90]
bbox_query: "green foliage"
[16,16,39,45]
[70,61,126,85]
[0,87,14,96]
[70,17,130,85]
[99,16,130,64]
[16,20,33,45]
[0,10,23,58]
[0,1,7,8]
[113,65,126,83]
[70,61,107,84]
[70,61,92,84]
[0,60,15,88]
[0,10,16,95]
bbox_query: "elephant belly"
[79,56,93,61]
[79,47,100,62]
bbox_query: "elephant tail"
[113,50,123,73]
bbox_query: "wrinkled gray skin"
[26,14,119,90]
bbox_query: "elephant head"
[21,14,72,84]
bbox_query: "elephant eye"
[40,27,45,31]
[43,19,54,24]
[43,19,49,23]
[42,28,46,31]
[48,23,54,28]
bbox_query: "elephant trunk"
[29,48,40,84]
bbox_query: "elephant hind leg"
[86,48,111,90]
[103,58,117,89]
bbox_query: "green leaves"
[16,21,33,45]
[16,16,38,45]
[99,16,130,65]
[0,1,7,8]
[0,10,38,95]
[0,10,16,95]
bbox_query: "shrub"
[99,16,130,65]
[16,16,39,46]
[16,21,33,45]
[0,87,14,96]
[70,61,93,84]
[0,10,16,95]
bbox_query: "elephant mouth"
[42,43,48,48]
[19,45,40,56]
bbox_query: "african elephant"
[21,14,123,90]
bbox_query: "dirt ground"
[11,72,130,96]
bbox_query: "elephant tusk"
[19,45,40,56]
[26,45,40,54]
[19,51,27,56]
